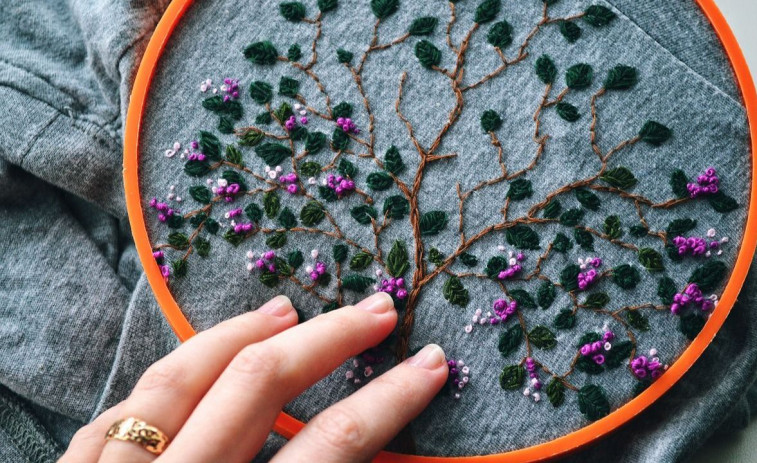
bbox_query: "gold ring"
[105,417,169,455]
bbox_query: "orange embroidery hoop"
[124,1,757,461]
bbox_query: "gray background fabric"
[0,0,753,462]
[138,0,749,457]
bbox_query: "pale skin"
[60,292,448,463]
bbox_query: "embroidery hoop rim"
[123,1,757,461]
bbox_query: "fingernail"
[257,295,294,317]
[355,292,395,314]
[406,344,446,370]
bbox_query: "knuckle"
[228,343,285,381]
[69,423,101,447]
[135,360,188,396]
[310,407,367,452]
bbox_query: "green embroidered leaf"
[529,326,557,349]
[680,312,706,340]
[560,264,581,292]
[578,384,611,421]
[167,214,184,229]
[336,48,353,64]
[543,200,562,219]
[537,281,556,309]
[604,65,638,90]
[554,310,576,330]
[199,131,222,161]
[305,131,327,154]
[560,208,584,226]
[189,212,206,229]
[342,274,376,293]
[480,109,503,132]
[409,16,438,36]
[629,224,648,237]
[552,233,573,253]
[604,215,622,239]
[709,191,739,213]
[414,40,441,69]
[487,20,513,48]
[333,244,348,263]
[666,218,697,238]
[583,292,610,309]
[256,143,291,166]
[287,44,302,62]
[604,340,633,369]
[420,211,448,236]
[255,112,272,125]
[575,356,604,375]
[221,170,248,191]
[249,81,273,104]
[334,160,356,180]
[577,332,602,347]
[443,276,469,307]
[318,186,338,202]
[332,102,353,118]
[266,232,287,249]
[584,5,616,27]
[300,201,325,226]
[626,310,649,331]
[485,256,507,279]
[474,0,501,24]
[195,237,210,258]
[370,0,399,19]
[366,171,394,191]
[510,289,537,309]
[428,247,445,266]
[350,205,377,225]
[274,102,294,123]
[639,120,672,146]
[225,145,244,165]
[387,240,409,277]
[383,195,409,219]
[223,229,246,247]
[280,2,306,21]
[204,217,219,234]
[658,277,677,305]
[499,365,525,390]
[507,179,533,201]
[498,324,523,357]
[612,264,641,290]
[171,259,187,277]
[300,161,322,177]
[535,54,557,84]
[318,0,338,12]
[556,102,580,122]
[546,378,566,407]
[168,232,189,250]
[575,188,600,210]
[506,224,540,250]
[638,248,664,272]
[559,20,581,43]
[279,76,300,98]
[600,167,638,190]
[322,301,339,313]
[666,243,683,262]
[459,252,478,267]
[350,252,374,271]
[263,191,280,219]
[288,250,304,268]
[259,270,280,288]
[670,169,689,199]
[689,260,727,292]
[218,116,235,134]
[189,185,212,204]
[243,41,278,65]
[574,228,594,250]
[289,125,307,142]
[202,96,243,121]
[565,63,593,90]
[384,146,405,174]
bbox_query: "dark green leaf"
[577,332,602,347]
[342,274,375,292]
[629,224,648,237]
[259,270,280,288]
[604,340,633,369]
[337,158,357,178]
[554,309,576,330]
[485,256,507,279]
[336,48,353,64]
[487,20,513,48]
[318,186,338,202]
[543,200,562,219]
[578,384,611,421]
[498,324,523,357]
[537,281,556,309]
[331,127,349,150]
[709,191,739,213]
[480,109,503,132]
[263,191,280,219]
[443,276,469,307]
[575,188,600,210]
[612,264,641,290]
[370,0,399,18]
[199,131,222,161]
[274,102,294,123]
[171,259,187,277]
[475,0,501,24]
[384,146,405,174]
[225,145,244,165]
[195,237,210,257]
[204,217,219,234]
[333,244,348,263]
[506,224,540,250]
[584,5,616,27]
[266,232,287,249]
[168,232,189,250]
[350,205,378,225]
[221,170,248,191]
[556,102,580,122]
[529,326,557,349]
[510,289,537,309]
[383,195,409,220]
[600,167,637,190]
[552,233,573,253]
[414,40,441,69]
[507,179,533,200]
[202,96,243,121]
[238,129,265,147]
[279,76,300,97]
[459,252,478,267]
[499,364,525,390]
[566,63,593,89]
[243,41,278,65]
[419,211,448,236]
[167,214,184,229]
[350,252,374,271]
[574,228,594,250]
[189,185,212,204]
[223,229,246,247]
[249,81,273,104]
[535,54,557,84]
[256,143,291,166]
[280,2,306,21]
[583,292,610,309]
[626,310,649,331]
[604,215,622,239]
[546,378,566,407]
[658,277,677,305]
[670,169,689,199]
[287,44,302,61]
[317,0,338,12]
[409,16,438,36]
[290,125,308,142]
[218,116,235,134]
[428,247,445,266]
[559,20,581,42]
[288,250,304,268]
[387,240,409,277]
[366,172,394,191]
[689,260,727,292]
[575,356,604,375]
[305,131,327,154]
[560,264,581,292]
[560,208,584,226]
[638,248,664,272]
[639,120,672,146]
[666,218,696,238]
[604,65,638,90]
[300,161,322,177]
[332,102,353,118]
[300,201,325,226]
[680,312,706,340]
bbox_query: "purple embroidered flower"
[225,208,243,219]
[670,283,717,315]
[447,358,470,400]
[577,256,602,290]
[464,299,518,333]
[221,78,240,102]
[285,115,298,131]
[213,179,241,202]
[497,251,525,280]
[308,261,327,281]
[149,197,178,223]
[154,251,170,282]
[673,229,728,258]
[377,277,407,300]
[523,357,542,403]
[687,167,719,198]
[324,174,356,198]
[631,349,667,380]
[336,117,360,134]
[579,330,615,365]
[279,172,299,194]
[253,250,278,273]
[233,222,254,234]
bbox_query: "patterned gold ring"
[105,417,170,455]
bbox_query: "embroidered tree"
[150,0,739,420]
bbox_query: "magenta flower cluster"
[671,236,720,256]
[631,354,665,380]
[579,330,615,365]
[279,172,299,194]
[378,277,408,300]
[255,250,278,272]
[213,183,241,202]
[308,261,327,281]
[464,299,518,333]
[336,117,359,134]
[148,198,177,223]
[447,358,470,400]
[497,253,525,280]
[525,357,542,394]
[226,208,243,219]
[220,78,240,102]
[345,349,384,386]
[186,140,206,161]
[153,251,171,281]
[233,222,254,234]
[325,173,356,198]
[687,167,719,198]
[577,257,602,290]
[670,283,715,315]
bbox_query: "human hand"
[60,292,448,462]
